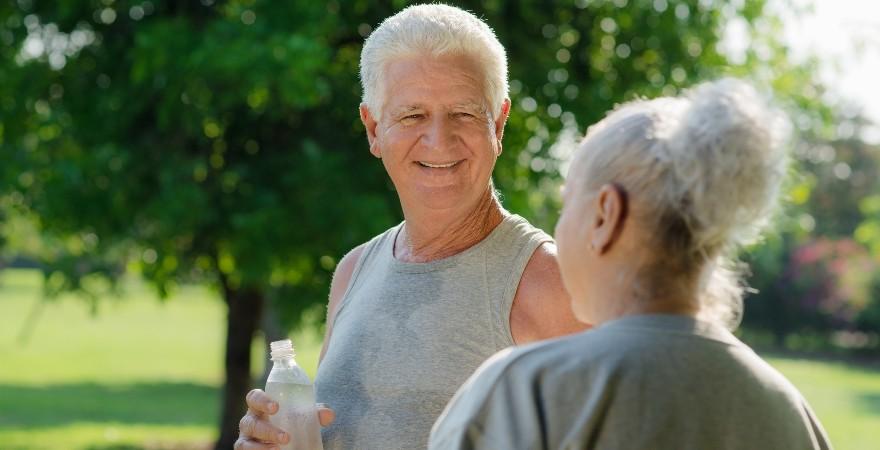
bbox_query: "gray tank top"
[315,213,551,450]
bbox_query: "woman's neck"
[592,262,700,325]
[594,293,699,326]
[395,190,505,263]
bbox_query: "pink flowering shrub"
[785,238,879,328]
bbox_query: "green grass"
[0,269,320,449]
[764,356,880,450]
[1,268,878,449]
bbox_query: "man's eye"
[402,114,423,122]
[453,112,474,118]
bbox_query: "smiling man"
[235,5,585,449]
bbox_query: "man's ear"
[494,99,511,143]
[360,103,381,158]
[493,98,510,158]
[591,183,628,254]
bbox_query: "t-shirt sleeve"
[801,397,834,450]
[429,348,546,450]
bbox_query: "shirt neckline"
[597,313,741,346]
[389,213,519,274]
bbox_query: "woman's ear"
[591,183,628,254]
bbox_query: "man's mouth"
[417,160,462,168]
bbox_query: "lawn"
[0,269,321,450]
[1,269,878,449]
[764,356,880,450]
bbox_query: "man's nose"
[421,116,455,151]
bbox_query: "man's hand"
[235,389,336,449]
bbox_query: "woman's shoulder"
[429,331,619,446]
[475,331,612,386]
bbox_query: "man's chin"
[409,185,472,210]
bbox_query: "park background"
[1,0,878,449]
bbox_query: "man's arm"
[510,242,588,345]
[318,243,367,363]
[235,244,364,448]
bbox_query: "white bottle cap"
[269,339,295,360]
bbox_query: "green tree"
[1,2,398,447]
[0,0,841,447]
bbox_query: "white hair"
[359,4,508,120]
[573,78,791,329]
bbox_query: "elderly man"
[235,5,584,449]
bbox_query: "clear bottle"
[265,339,323,450]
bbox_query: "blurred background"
[1,0,878,449]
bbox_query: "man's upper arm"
[510,242,589,345]
[318,243,367,363]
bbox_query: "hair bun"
[666,78,790,252]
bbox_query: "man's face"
[361,54,509,212]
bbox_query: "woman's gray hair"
[359,4,508,120]
[574,78,791,329]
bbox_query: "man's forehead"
[380,55,489,108]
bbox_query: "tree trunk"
[215,278,264,450]
[259,295,287,388]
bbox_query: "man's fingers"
[239,413,288,444]
[246,389,278,415]
[233,437,281,450]
[317,404,336,427]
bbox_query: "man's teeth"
[419,161,459,168]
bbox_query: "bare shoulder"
[510,242,590,345]
[327,243,368,318]
[320,243,367,362]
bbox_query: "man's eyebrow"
[388,102,486,117]
[389,105,423,116]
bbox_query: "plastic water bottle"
[266,339,323,450]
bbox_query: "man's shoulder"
[522,241,561,279]
[511,241,588,343]
[335,224,401,274]
[516,242,568,311]
[334,243,368,278]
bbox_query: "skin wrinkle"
[394,191,502,263]
[379,53,494,119]
[388,101,489,123]
[366,53,509,264]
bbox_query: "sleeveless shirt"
[315,213,551,449]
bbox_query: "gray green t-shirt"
[430,314,832,450]
[316,213,551,450]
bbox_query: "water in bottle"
[266,339,323,450]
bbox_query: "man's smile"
[417,160,463,168]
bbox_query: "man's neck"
[395,190,505,263]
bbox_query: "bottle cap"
[269,339,295,360]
